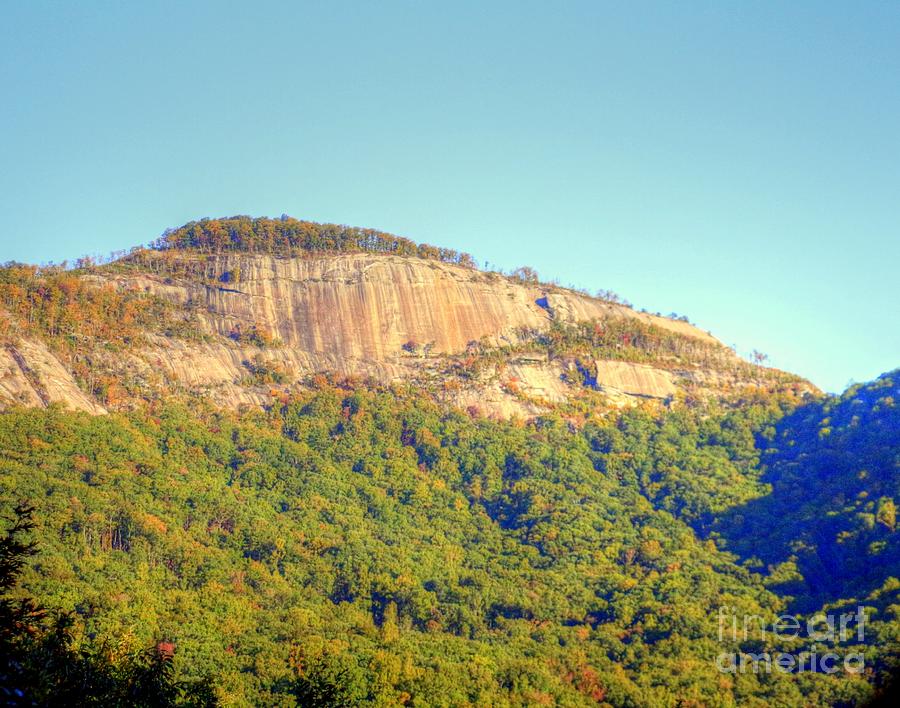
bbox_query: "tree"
[877,497,897,531]
[293,652,367,707]
[0,502,217,706]
[510,266,539,284]
[751,350,769,367]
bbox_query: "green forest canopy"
[1,371,898,705]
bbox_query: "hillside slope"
[0,217,895,707]
[0,385,885,706]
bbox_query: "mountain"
[0,217,896,707]
[0,216,812,418]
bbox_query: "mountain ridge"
[0,217,815,417]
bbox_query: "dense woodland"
[148,216,478,269]
[1,503,216,705]
[715,373,900,610]
[1,371,898,705]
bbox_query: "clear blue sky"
[2,1,898,393]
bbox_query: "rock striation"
[1,251,783,416]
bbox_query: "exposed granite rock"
[1,253,757,417]
[0,340,106,414]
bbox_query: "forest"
[148,216,478,268]
[2,371,898,705]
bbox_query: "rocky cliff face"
[1,340,106,414]
[102,253,717,354]
[0,251,796,417]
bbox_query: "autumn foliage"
[149,215,478,268]
[0,263,185,346]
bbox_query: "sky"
[1,1,898,393]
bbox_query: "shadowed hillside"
[715,370,900,611]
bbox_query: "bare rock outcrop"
[3,252,745,417]
[0,340,106,414]
[100,253,719,355]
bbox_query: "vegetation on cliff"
[1,227,773,414]
[422,316,811,416]
[0,262,207,407]
[0,263,200,347]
